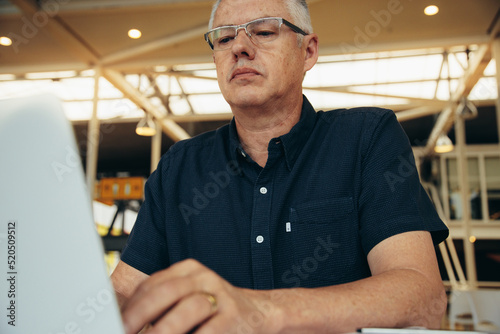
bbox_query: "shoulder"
[312,106,406,160]
[166,124,230,157]
[316,106,398,139]
[318,106,395,124]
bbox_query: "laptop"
[0,95,125,333]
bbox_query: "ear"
[303,33,319,73]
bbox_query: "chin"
[224,89,268,109]
[230,98,264,110]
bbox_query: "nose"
[231,28,256,59]
[235,26,250,39]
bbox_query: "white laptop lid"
[0,95,125,334]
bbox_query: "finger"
[193,313,235,334]
[122,276,196,334]
[124,262,211,315]
[129,260,209,305]
[149,259,207,283]
[147,292,219,334]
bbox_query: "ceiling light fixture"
[128,29,142,39]
[0,36,12,46]
[136,113,156,136]
[424,5,439,16]
[434,134,454,153]
[458,97,478,120]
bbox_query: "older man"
[111,0,449,333]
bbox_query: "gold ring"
[200,292,218,314]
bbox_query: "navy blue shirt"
[121,96,448,290]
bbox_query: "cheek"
[276,56,303,83]
[214,62,228,87]
[214,54,228,74]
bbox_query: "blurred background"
[1,0,500,330]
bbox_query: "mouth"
[231,67,260,81]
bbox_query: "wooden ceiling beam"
[103,68,191,142]
[9,0,190,142]
[9,0,100,64]
[422,44,492,156]
[99,24,208,65]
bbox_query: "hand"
[121,259,283,334]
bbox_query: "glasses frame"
[204,17,308,51]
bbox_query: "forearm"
[260,269,446,334]
[110,261,150,309]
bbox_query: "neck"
[233,96,303,167]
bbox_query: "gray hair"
[208,0,313,34]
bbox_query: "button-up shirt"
[121,96,448,289]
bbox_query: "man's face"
[211,0,317,111]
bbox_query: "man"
[111,0,449,333]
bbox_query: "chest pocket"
[287,197,357,287]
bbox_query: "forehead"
[213,0,289,26]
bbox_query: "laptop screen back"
[0,95,125,334]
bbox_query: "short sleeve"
[358,110,449,255]
[120,157,170,275]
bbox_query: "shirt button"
[256,235,264,243]
[260,187,268,194]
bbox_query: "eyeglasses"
[204,17,308,51]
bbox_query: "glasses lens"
[207,18,282,51]
[247,18,281,44]
[210,27,236,50]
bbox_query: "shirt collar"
[228,95,317,170]
[279,95,317,170]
